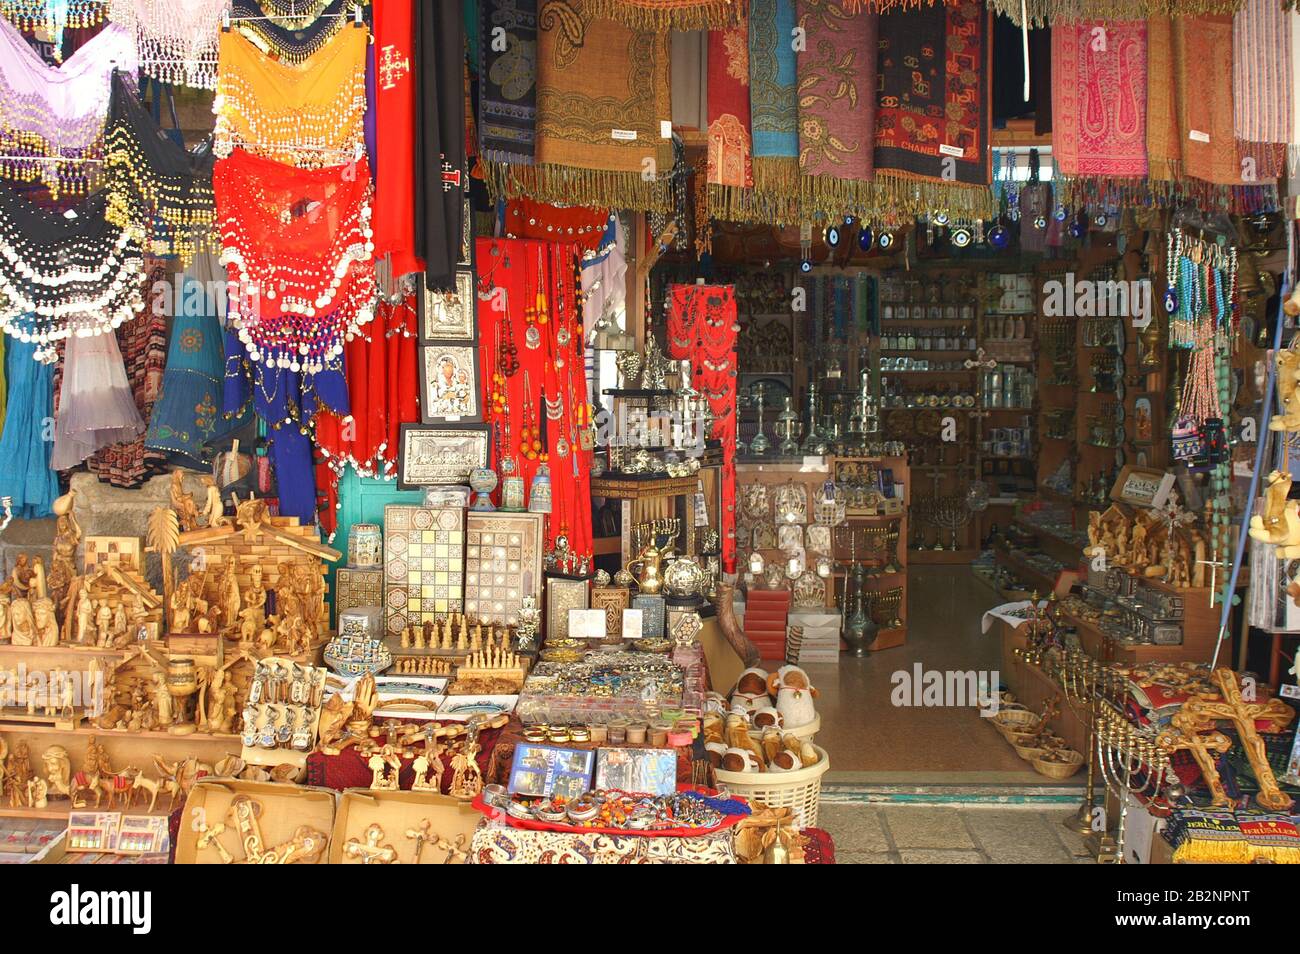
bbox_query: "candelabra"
[1093,704,1172,864]
[1045,648,1123,843]
[928,494,973,551]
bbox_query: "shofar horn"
[713,583,762,668]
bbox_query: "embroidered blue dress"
[0,337,59,519]
[146,270,250,469]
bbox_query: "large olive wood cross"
[1181,669,1296,812]
[1156,711,1233,808]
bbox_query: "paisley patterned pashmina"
[1051,20,1148,180]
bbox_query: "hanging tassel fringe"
[482,159,673,213]
[988,0,1245,27]
[579,0,743,31]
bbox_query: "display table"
[466,822,837,864]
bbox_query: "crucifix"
[195,819,234,864]
[405,819,433,864]
[1183,668,1297,811]
[1156,713,1233,809]
[343,824,398,864]
[1195,545,1232,607]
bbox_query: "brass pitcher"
[627,543,666,595]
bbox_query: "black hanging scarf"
[414,0,466,291]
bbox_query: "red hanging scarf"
[372,0,422,275]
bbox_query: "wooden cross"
[405,819,433,864]
[1157,713,1233,808]
[1182,668,1296,811]
[344,824,398,865]
[195,819,233,864]
[228,795,327,864]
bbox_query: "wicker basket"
[1011,740,1048,761]
[747,713,820,744]
[1031,750,1085,779]
[992,709,1040,738]
[715,745,830,828]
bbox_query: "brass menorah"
[1093,704,1171,865]
[632,517,682,555]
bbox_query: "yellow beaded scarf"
[214,24,368,168]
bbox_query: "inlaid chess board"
[383,505,465,636]
[464,512,544,627]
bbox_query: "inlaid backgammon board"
[464,512,544,627]
[383,505,466,635]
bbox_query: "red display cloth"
[485,717,697,788]
[475,236,594,560]
[305,725,504,794]
[667,283,738,571]
[371,0,422,277]
[801,826,835,864]
[503,197,610,252]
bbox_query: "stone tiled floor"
[818,802,1097,864]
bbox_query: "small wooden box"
[174,779,337,865]
[328,789,480,864]
[546,576,589,639]
[590,586,631,638]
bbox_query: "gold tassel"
[483,160,673,213]
[579,0,743,32]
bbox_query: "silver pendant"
[556,437,570,457]
[525,325,541,349]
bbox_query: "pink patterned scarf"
[1052,20,1148,180]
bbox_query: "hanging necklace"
[519,371,542,461]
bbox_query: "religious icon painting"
[397,423,491,489]
[419,269,477,343]
[418,343,482,422]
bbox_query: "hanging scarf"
[214,23,368,168]
[0,19,136,196]
[414,0,466,289]
[740,0,800,223]
[0,187,145,361]
[478,0,537,166]
[108,0,225,89]
[104,70,216,265]
[1174,15,1242,187]
[667,283,738,573]
[315,292,420,534]
[474,236,594,560]
[213,147,375,374]
[372,0,421,277]
[1232,0,1294,184]
[1051,20,1148,183]
[229,0,365,62]
[795,0,877,220]
[706,6,753,205]
[988,0,1245,27]
[874,0,993,222]
[1145,14,1180,181]
[0,0,105,59]
[484,0,673,214]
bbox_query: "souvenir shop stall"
[0,0,1298,869]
